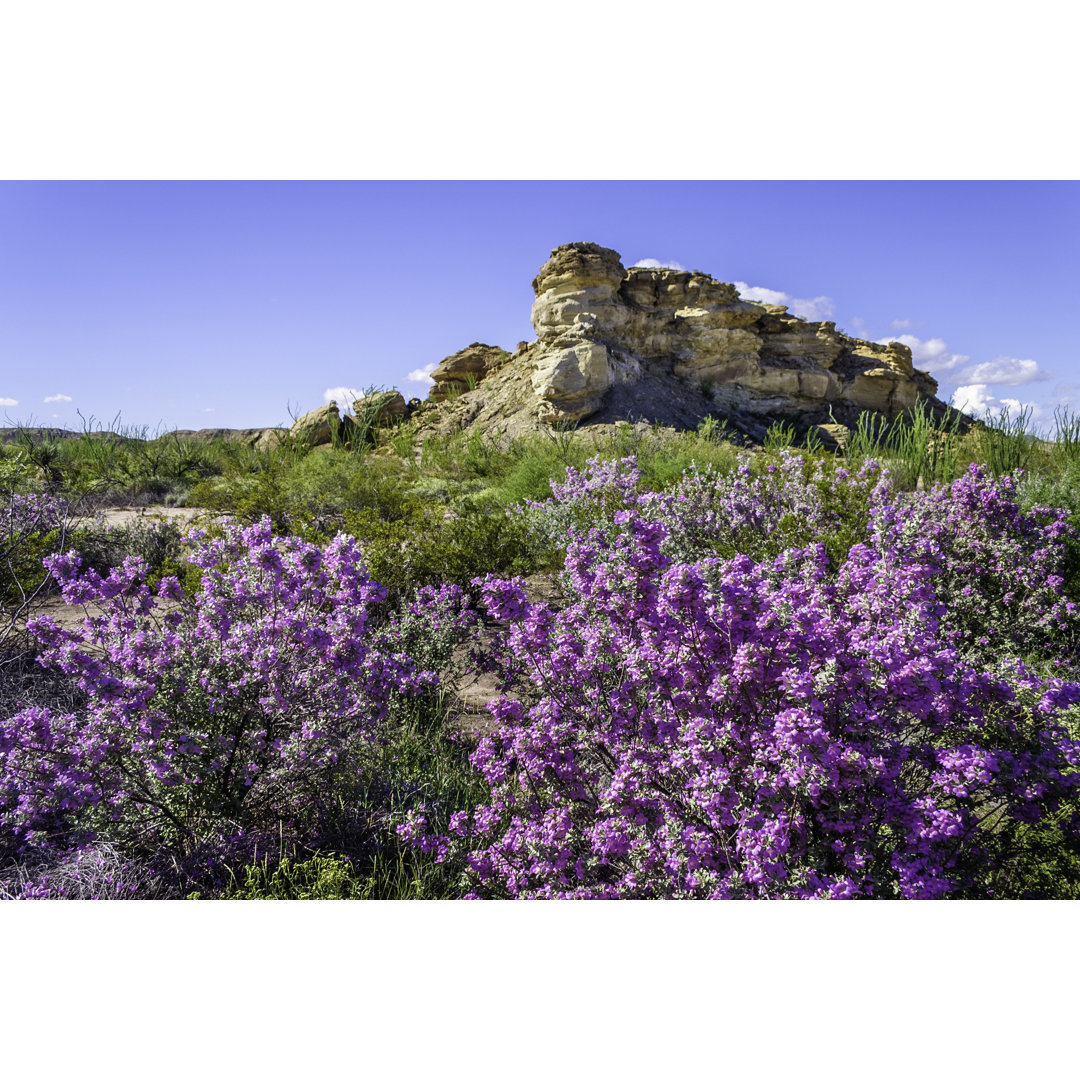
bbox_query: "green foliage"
[968,404,1037,480]
[341,497,548,605]
[844,401,964,490]
[0,449,34,492]
[1049,406,1080,469]
[762,421,796,452]
[222,851,368,899]
[11,398,1080,901]
[1,526,61,609]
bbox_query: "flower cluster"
[523,451,891,571]
[2,491,68,537]
[0,517,435,861]
[871,465,1078,664]
[403,460,1080,898]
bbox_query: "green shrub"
[342,497,548,605]
[1,526,61,609]
[221,851,368,899]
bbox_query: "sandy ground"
[83,505,210,530]
[9,506,208,640]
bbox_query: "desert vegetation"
[3,405,1080,898]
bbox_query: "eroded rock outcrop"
[429,343,510,401]
[290,403,340,447]
[421,241,955,441]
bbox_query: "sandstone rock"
[815,423,851,450]
[350,389,407,427]
[415,240,959,442]
[254,428,287,453]
[843,367,919,414]
[159,428,276,447]
[530,340,613,424]
[429,343,510,401]
[290,403,339,447]
[531,242,630,344]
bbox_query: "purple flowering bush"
[5,448,1080,899]
[523,451,891,572]
[874,467,1078,665]
[402,460,1080,898]
[0,518,444,877]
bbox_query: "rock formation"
[290,403,341,447]
[289,391,410,448]
[421,242,957,442]
[429,343,510,401]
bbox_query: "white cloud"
[406,363,438,386]
[629,258,688,271]
[0,397,17,406]
[202,407,215,413]
[956,355,1049,386]
[951,384,996,416]
[889,319,916,331]
[877,334,970,374]
[952,384,1047,423]
[734,282,835,322]
[43,393,72,404]
[323,386,366,408]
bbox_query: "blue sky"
[2,181,1077,433]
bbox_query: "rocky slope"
[417,241,957,443]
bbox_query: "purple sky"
[2,181,1077,433]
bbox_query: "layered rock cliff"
[421,242,955,442]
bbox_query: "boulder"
[290,403,339,447]
[530,340,613,424]
[429,344,510,401]
[350,389,408,428]
[254,428,288,453]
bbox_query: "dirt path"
[82,505,210,530]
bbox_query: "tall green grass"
[8,400,1080,511]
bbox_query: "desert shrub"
[343,459,426,521]
[1,491,71,614]
[187,466,294,526]
[636,435,740,492]
[494,452,569,505]
[282,447,367,513]
[187,446,422,538]
[522,451,888,573]
[874,465,1078,669]
[342,499,549,606]
[1020,461,1080,604]
[0,519,441,871]
[183,584,485,900]
[401,464,1080,899]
